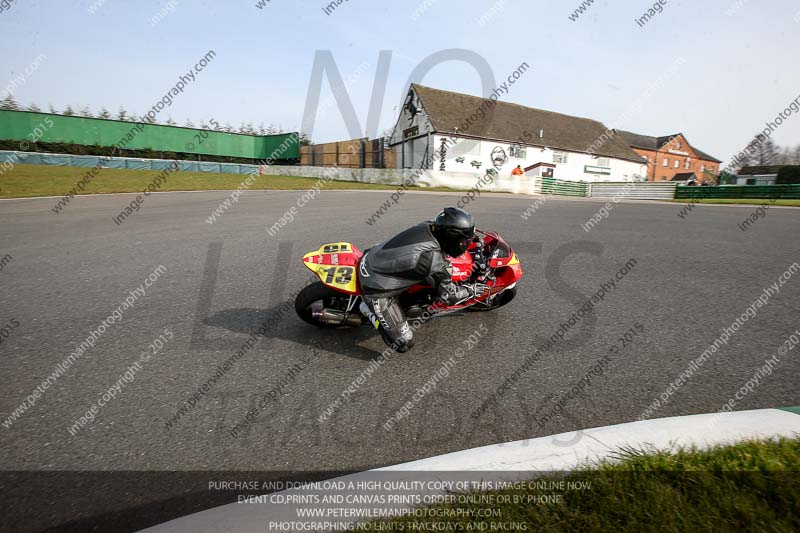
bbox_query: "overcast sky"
[1,0,799,165]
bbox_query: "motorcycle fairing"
[302,242,363,295]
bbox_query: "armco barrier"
[588,182,676,200]
[269,166,542,194]
[675,184,800,200]
[0,150,264,176]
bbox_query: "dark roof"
[524,162,556,171]
[692,147,722,163]
[616,130,722,163]
[616,130,678,151]
[671,172,697,182]
[738,165,784,175]
[411,84,643,163]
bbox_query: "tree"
[48,104,58,114]
[223,122,234,133]
[97,107,112,119]
[0,94,21,110]
[63,105,76,116]
[199,121,208,130]
[129,112,140,123]
[257,122,267,135]
[116,107,129,121]
[776,165,800,184]
[166,116,177,126]
[27,103,42,112]
[792,145,800,165]
[80,105,93,117]
[184,119,195,128]
[737,133,780,169]
[701,170,719,186]
[718,169,737,185]
[776,147,793,165]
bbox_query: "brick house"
[616,131,721,183]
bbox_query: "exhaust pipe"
[312,309,364,327]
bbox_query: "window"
[685,160,691,169]
[509,146,527,159]
[450,139,481,158]
[553,151,568,164]
[674,160,680,168]
[663,158,669,167]
[701,165,706,172]
[596,157,610,167]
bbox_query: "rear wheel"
[295,281,360,328]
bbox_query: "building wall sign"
[403,126,419,139]
[668,149,689,156]
[585,165,612,175]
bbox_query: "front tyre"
[465,287,516,312]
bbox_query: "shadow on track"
[204,305,387,361]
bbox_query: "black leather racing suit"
[358,222,470,352]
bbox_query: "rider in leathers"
[358,207,486,353]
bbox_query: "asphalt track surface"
[1,189,799,530]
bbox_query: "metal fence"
[1,150,264,175]
[540,178,587,196]
[588,182,677,200]
[0,110,299,160]
[675,184,800,200]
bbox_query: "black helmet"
[431,207,475,257]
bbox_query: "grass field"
[0,164,464,199]
[354,437,800,531]
[671,198,800,207]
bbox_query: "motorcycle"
[294,230,524,328]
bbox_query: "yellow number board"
[302,242,359,294]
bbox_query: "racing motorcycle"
[294,230,523,328]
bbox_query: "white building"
[389,84,647,182]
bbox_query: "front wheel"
[295,281,361,328]
[465,287,516,312]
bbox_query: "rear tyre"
[295,281,358,328]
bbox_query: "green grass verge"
[0,164,465,199]
[670,198,800,207]
[354,437,800,531]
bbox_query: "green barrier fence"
[541,177,587,197]
[675,184,800,200]
[0,110,299,161]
